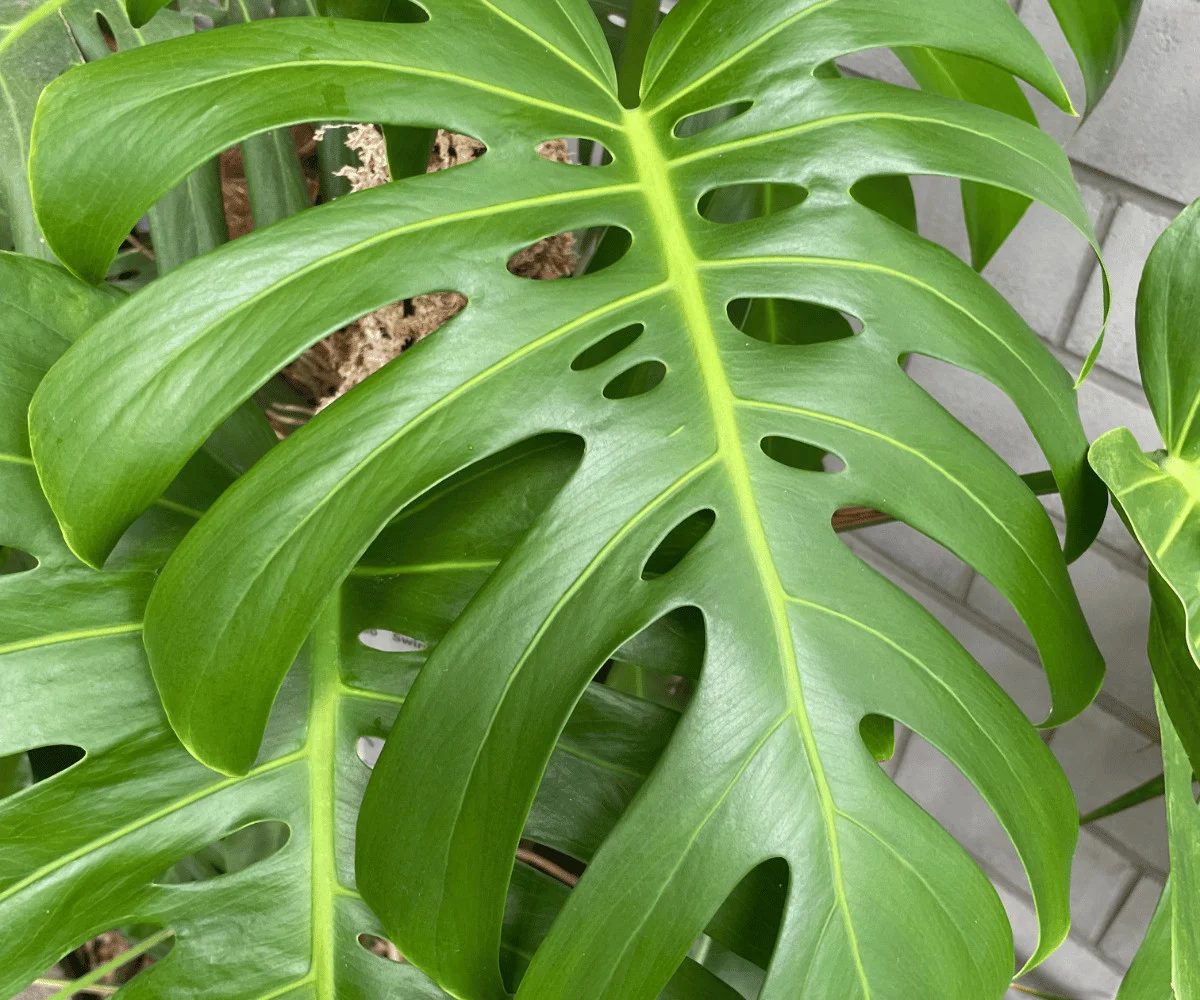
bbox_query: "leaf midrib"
[625,105,872,996]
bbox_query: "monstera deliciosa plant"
[0,0,1166,997]
[1091,200,1200,1000]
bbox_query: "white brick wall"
[844,2,1191,994]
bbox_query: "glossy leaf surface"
[27,2,1109,997]
[0,264,731,996]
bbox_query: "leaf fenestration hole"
[860,714,897,763]
[155,820,291,885]
[357,735,385,769]
[1,743,84,800]
[759,436,845,474]
[58,926,175,989]
[192,13,214,30]
[673,100,753,138]
[27,744,86,784]
[571,323,645,371]
[603,604,704,712]
[536,139,610,166]
[603,360,666,399]
[642,510,716,580]
[850,174,918,233]
[0,546,38,576]
[95,12,118,50]
[358,628,427,653]
[359,933,405,962]
[676,857,789,997]
[728,298,862,345]
[698,182,807,223]
[392,0,430,21]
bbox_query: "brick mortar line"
[1070,159,1190,221]
[983,863,1129,978]
[1090,870,1150,956]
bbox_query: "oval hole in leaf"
[282,290,467,409]
[728,298,862,345]
[850,174,918,233]
[95,12,118,50]
[675,856,790,996]
[602,606,703,713]
[571,323,645,371]
[534,139,597,166]
[359,933,405,962]
[860,714,898,763]
[0,546,38,576]
[358,628,427,653]
[58,926,175,986]
[155,820,291,885]
[507,224,606,279]
[326,0,429,20]
[575,224,632,276]
[429,131,487,169]
[698,182,807,224]
[759,436,844,474]
[673,100,753,138]
[610,605,705,686]
[390,0,429,21]
[27,744,86,784]
[549,140,613,167]
[603,360,666,399]
[2,743,85,799]
[642,509,716,580]
[357,735,385,769]
[193,13,214,30]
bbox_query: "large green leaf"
[0,0,214,259]
[1091,197,1200,1000]
[27,2,1109,995]
[1090,198,1200,776]
[1046,0,1142,115]
[0,254,747,996]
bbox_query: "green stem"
[1011,984,1079,1000]
[243,130,312,230]
[834,470,1059,533]
[34,982,116,998]
[617,0,661,108]
[44,928,173,1000]
[146,161,227,276]
[1079,772,1166,825]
